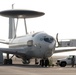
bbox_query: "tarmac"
[0,56,76,75]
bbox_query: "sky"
[0,0,76,56]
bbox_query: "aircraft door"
[27,40,33,47]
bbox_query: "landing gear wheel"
[4,59,12,65]
[9,59,12,64]
[40,59,45,67]
[4,59,7,64]
[45,59,49,67]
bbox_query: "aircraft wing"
[0,47,26,56]
[0,41,9,44]
[54,47,76,53]
[0,39,9,44]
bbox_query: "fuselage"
[9,32,56,59]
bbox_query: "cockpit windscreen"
[44,37,54,43]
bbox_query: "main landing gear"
[40,59,49,67]
[3,54,13,65]
[4,59,12,65]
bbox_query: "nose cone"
[49,41,56,55]
[49,40,56,49]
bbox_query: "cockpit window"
[44,37,54,43]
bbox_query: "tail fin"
[56,33,60,47]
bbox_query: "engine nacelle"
[22,59,30,64]
[16,55,21,58]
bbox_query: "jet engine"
[22,58,30,64]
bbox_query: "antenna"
[0,9,44,38]
[9,4,16,39]
[24,18,28,34]
[12,3,28,35]
[12,4,14,9]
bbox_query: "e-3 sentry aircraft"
[0,9,76,67]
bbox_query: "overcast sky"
[0,0,76,56]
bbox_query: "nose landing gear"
[40,59,49,67]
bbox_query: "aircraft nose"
[49,41,56,49]
[49,44,53,49]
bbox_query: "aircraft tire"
[45,59,49,67]
[9,59,12,64]
[40,59,45,67]
[4,59,12,65]
[4,59,8,65]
